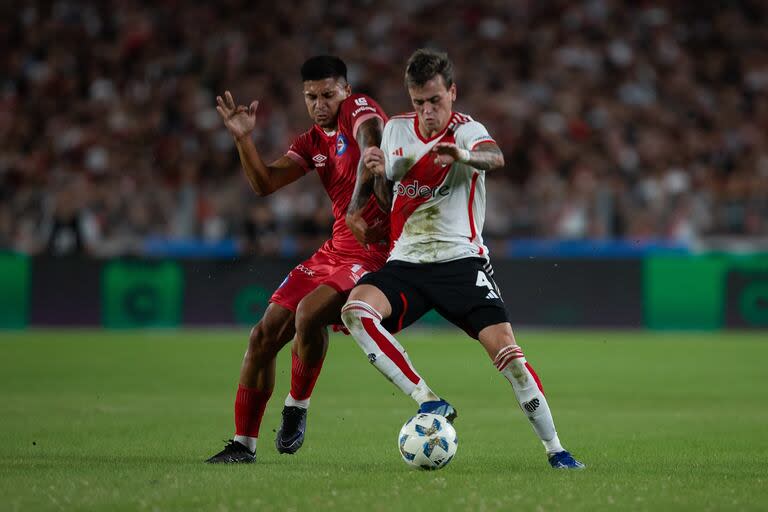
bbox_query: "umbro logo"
[485,290,499,300]
[392,147,403,156]
[312,154,327,167]
[355,97,368,106]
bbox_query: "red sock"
[234,384,272,437]
[289,351,324,401]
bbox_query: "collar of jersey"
[414,112,453,144]
[313,124,337,138]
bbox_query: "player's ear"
[343,82,352,97]
[449,83,457,101]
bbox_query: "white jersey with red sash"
[382,112,496,264]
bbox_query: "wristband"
[457,148,471,163]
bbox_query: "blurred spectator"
[240,203,280,256]
[1,0,767,258]
[40,175,97,255]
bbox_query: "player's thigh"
[353,261,432,332]
[270,251,334,312]
[306,256,384,323]
[322,257,379,298]
[348,284,394,318]
[295,284,347,330]
[428,258,511,340]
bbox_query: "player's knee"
[294,300,322,335]
[340,304,356,329]
[347,286,365,302]
[498,332,517,349]
[478,322,517,355]
[341,300,376,329]
[246,322,281,360]
[340,299,355,313]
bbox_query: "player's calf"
[494,344,585,468]
[207,307,294,464]
[493,343,584,467]
[494,345,561,450]
[242,322,286,376]
[341,300,440,405]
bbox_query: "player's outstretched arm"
[216,91,304,196]
[345,117,388,247]
[432,141,505,171]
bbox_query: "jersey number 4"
[476,271,500,300]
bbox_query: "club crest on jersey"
[395,180,450,199]
[336,134,348,156]
[354,97,368,106]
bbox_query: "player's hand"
[216,90,258,142]
[346,211,388,249]
[432,142,462,166]
[363,146,386,177]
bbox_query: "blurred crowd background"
[2,0,767,257]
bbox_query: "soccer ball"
[397,413,458,470]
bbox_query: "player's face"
[408,76,456,136]
[303,78,351,129]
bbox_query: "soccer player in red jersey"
[206,56,389,463]
[341,49,584,469]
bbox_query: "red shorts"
[270,243,387,313]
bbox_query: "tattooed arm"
[431,142,505,171]
[345,116,388,246]
[372,174,393,212]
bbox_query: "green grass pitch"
[1,329,767,511]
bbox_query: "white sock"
[409,379,440,405]
[341,300,427,398]
[285,394,310,409]
[495,345,564,454]
[233,435,256,453]
[542,436,565,455]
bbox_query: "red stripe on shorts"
[397,292,409,332]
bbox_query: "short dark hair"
[405,49,454,88]
[300,56,347,82]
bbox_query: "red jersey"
[285,93,389,258]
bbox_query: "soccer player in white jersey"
[340,49,584,469]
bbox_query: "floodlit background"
[2,0,768,259]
